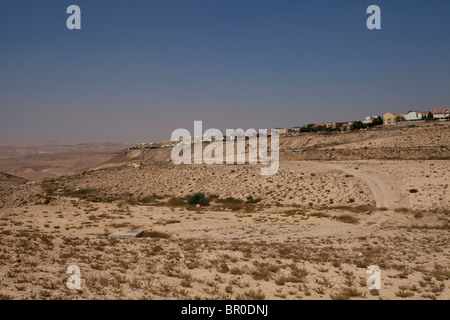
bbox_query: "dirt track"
[324,163,399,210]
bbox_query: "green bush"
[187,193,210,206]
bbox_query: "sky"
[1,0,450,144]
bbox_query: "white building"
[362,116,378,124]
[433,108,449,120]
[404,111,428,121]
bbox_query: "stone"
[108,230,143,239]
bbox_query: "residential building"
[325,122,345,129]
[383,113,403,125]
[433,108,449,120]
[275,128,287,135]
[362,116,378,124]
[404,111,428,121]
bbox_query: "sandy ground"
[0,123,448,300]
[23,160,447,211]
[0,158,448,300]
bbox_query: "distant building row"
[128,131,277,150]
[129,108,449,149]
[383,108,449,125]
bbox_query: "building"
[340,122,354,131]
[433,108,449,120]
[128,142,156,150]
[383,113,403,125]
[289,127,302,133]
[325,122,345,129]
[362,116,378,124]
[275,128,287,135]
[161,140,179,148]
[404,111,429,121]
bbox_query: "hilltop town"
[129,108,449,150]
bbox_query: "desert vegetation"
[0,122,448,300]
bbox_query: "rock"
[220,263,229,272]
[108,230,143,239]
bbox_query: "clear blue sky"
[1,0,450,144]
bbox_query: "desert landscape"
[0,142,125,181]
[0,122,448,300]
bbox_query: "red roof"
[433,108,449,114]
[410,111,430,115]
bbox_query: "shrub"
[246,196,262,204]
[140,196,156,204]
[187,193,210,206]
[0,293,13,300]
[243,289,266,300]
[216,197,244,211]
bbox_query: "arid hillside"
[98,122,450,168]
[282,122,449,150]
[0,123,448,301]
[0,143,126,181]
[20,160,446,212]
[0,142,126,160]
[0,158,448,300]
[0,172,27,191]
